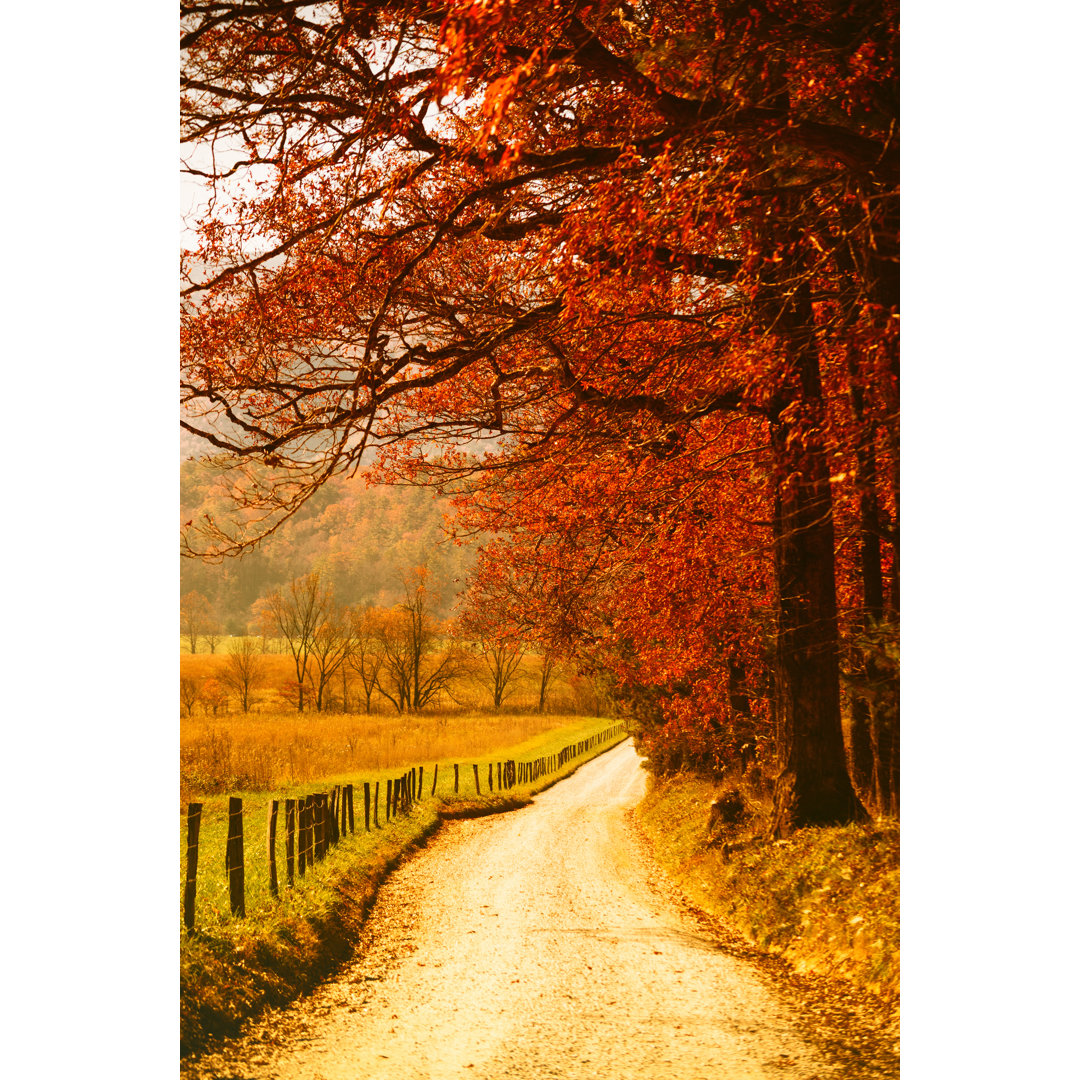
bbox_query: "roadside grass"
[634,771,899,1010]
[181,718,626,1056]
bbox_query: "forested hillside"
[180,459,477,630]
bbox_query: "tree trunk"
[765,277,868,838]
[847,421,882,800]
[844,354,899,817]
[720,658,755,774]
[768,447,868,836]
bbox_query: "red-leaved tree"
[181,0,898,831]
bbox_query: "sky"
[3,3,1078,1077]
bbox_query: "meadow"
[181,706,600,803]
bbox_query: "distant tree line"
[181,568,592,717]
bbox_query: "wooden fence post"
[305,795,314,863]
[314,794,325,859]
[364,782,371,830]
[305,796,314,866]
[418,766,424,800]
[431,764,438,796]
[264,799,276,898]
[488,762,493,792]
[497,762,502,790]
[184,803,202,935]
[386,778,391,820]
[297,797,307,876]
[392,777,400,816]
[373,781,380,827]
[285,799,295,887]
[454,764,459,793]
[347,784,354,834]
[226,797,245,918]
[473,763,481,795]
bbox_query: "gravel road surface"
[184,741,848,1079]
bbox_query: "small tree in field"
[345,606,384,714]
[478,637,526,710]
[309,602,353,712]
[459,608,526,711]
[220,636,265,713]
[376,568,470,713]
[200,677,228,716]
[258,571,335,712]
[460,559,550,711]
[180,676,200,717]
[180,591,212,654]
[203,620,225,655]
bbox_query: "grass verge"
[181,718,626,1056]
[634,771,899,1011]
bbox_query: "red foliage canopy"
[181,0,899,830]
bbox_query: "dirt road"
[184,742,844,1079]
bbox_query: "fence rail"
[181,721,627,931]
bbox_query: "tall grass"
[181,709,600,803]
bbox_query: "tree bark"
[766,278,868,838]
[847,373,884,801]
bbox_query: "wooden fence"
[182,721,627,933]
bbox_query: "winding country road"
[184,741,848,1079]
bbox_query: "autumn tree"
[180,591,212,654]
[345,606,385,714]
[220,635,265,712]
[458,568,528,709]
[181,1,898,830]
[536,648,560,714]
[309,601,353,711]
[375,568,469,712]
[180,676,200,717]
[258,571,336,712]
[203,619,225,655]
[200,677,228,716]
[469,633,525,710]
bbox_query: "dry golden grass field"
[180,649,606,803]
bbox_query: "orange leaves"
[181,0,900,771]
